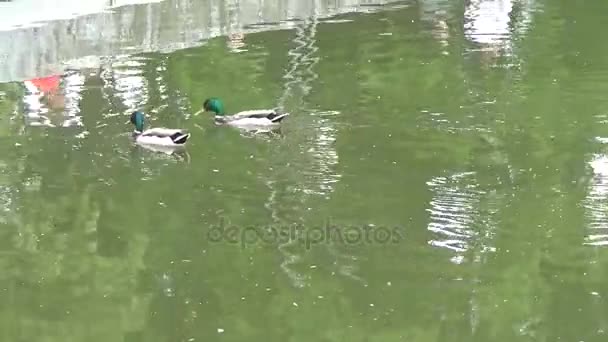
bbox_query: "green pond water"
[1,0,608,340]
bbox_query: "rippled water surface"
[1,0,608,340]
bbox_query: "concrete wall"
[0,0,401,82]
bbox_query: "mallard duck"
[202,97,290,127]
[130,111,191,147]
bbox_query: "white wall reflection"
[583,154,608,246]
[426,171,498,264]
[61,70,85,127]
[22,69,85,128]
[103,57,150,113]
[464,0,536,60]
[262,9,345,287]
[464,0,514,47]
[427,172,480,263]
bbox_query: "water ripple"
[21,69,86,131]
[465,0,514,46]
[102,56,149,113]
[301,115,341,196]
[427,172,480,256]
[270,13,323,288]
[426,171,499,264]
[583,154,608,246]
[265,11,347,287]
[464,0,538,66]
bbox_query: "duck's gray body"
[215,109,290,127]
[134,128,190,146]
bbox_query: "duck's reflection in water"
[132,143,191,163]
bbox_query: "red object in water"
[26,75,61,93]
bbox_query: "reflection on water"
[277,14,320,111]
[427,172,480,263]
[6,0,608,340]
[104,57,150,112]
[426,171,498,264]
[22,70,86,129]
[273,13,320,288]
[418,0,450,53]
[304,113,341,196]
[583,154,608,246]
[463,0,537,66]
[465,0,514,47]
[259,10,349,287]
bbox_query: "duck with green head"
[202,97,290,128]
[130,111,191,147]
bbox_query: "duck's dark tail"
[171,132,191,144]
